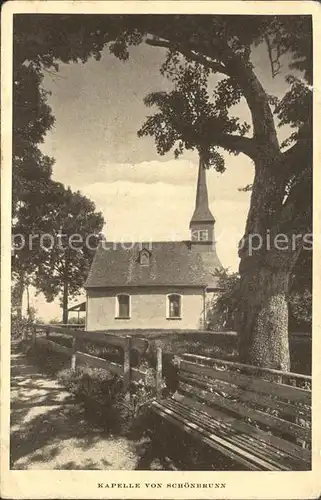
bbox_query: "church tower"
[189,155,215,250]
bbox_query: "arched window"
[140,251,150,266]
[116,294,131,319]
[167,294,182,319]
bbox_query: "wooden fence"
[48,323,85,330]
[28,324,163,397]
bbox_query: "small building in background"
[68,301,86,325]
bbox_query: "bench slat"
[152,402,265,470]
[180,360,311,404]
[179,372,310,419]
[152,401,283,471]
[182,353,312,382]
[172,393,311,464]
[163,397,308,471]
[162,399,294,471]
[179,381,310,442]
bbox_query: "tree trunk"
[237,154,302,371]
[238,264,291,370]
[12,271,25,320]
[62,281,69,324]
[26,284,31,320]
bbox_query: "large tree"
[131,16,312,369]
[12,16,107,318]
[31,184,104,324]
[13,14,312,368]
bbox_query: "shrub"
[57,365,122,405]
[25,342,70,375]
[111,377,159,436]
[49,317,62,325]
[11,316,32,340]
[57,365,158,435]
[68,316,85,325]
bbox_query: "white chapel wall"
[86,286,205,330]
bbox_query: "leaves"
[207,268,240,330]
[276,76,312,148]
[32,186,104,302]
[12,180,104,316]
[13,62,55,214]
[138,61,251,170]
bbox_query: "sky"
[24,36,295,320]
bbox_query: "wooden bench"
[151,353,311,471]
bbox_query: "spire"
[189,154,215,227]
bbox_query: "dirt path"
[10,344,163,470]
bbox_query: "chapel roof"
[84,241,222,289]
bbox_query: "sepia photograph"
[1,1,320,498]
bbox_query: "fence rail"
[27,324,162,397]
[48,323,85,329]
[33,323,149,355]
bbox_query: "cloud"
[58,151,254,197]
[80,176,251,269]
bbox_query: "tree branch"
[279,170,312,233]
[145,36,230,76]
[210,133,256,159]
[145,26,280,153]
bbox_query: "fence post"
[123,335,132,400]
[23,325,28,341]
[71,337,77,372]
[156,347,162,397]
[32,325,37,346]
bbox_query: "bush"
[68,316,86,325]
[57,365,157,435]
[11,316,32,340]
[111,379,157,435]
[57,366,121,404]
[25,342,70,375]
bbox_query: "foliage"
[113,380,157,435]
[289,249,312,330]
[10,315,32,340]
[207,269,241,331]
[12,59,56,311]
[13,17,107,321]
[57,366,156,434]
[57,366,122,405]
[138,62,250,170]
[67,316,86,325]
[289,290,312,330]
[49,318,62,325]
[20,184,104,322]
[26,342,70,375]
[207,264,312,332]
[13,62,55,213]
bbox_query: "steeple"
[189,154,215,246]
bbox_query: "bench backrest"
[178,353,311,448]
